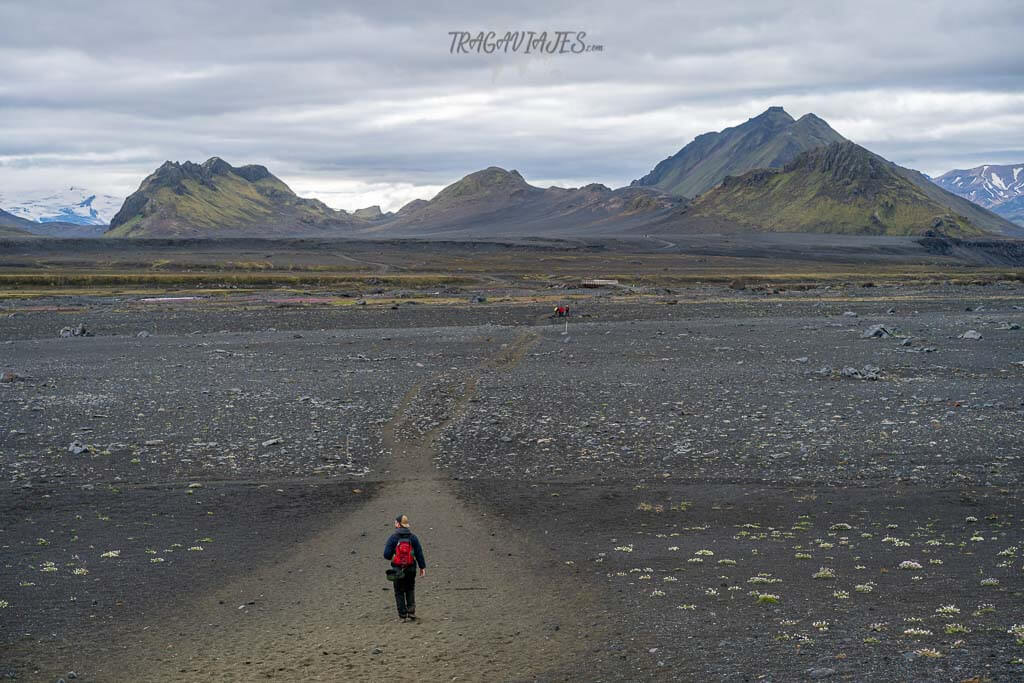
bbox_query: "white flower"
[903,628,933,636]
[812,567,836,580]
[898,560,923,570]
[100,550,120,559]
[980,578,999,587]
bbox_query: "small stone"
[136,331,151,338]
[262,437,284,447]
[67,441,88,455]
[958,330,982,340]
[807,668,836,679]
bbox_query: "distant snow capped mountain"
[933,163,1024,226]
[0,187,123,225]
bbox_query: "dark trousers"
[393,566,416,617]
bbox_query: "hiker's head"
[395,514,410,528]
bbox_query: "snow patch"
[0,187,122,225]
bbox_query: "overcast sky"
[1,0,1022,213]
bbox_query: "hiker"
[383,514,426,621]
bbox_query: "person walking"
[383,514,426,621]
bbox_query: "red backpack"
[393,538,415,567]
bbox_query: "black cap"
[396,514,404,524]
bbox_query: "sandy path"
[87,329,603,681]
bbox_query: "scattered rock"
[262,437,284,447]
[996,322,1020,330]
[136,331,151,338]
[791,357,809,364]
[807,668,836,679]
[842,311,857,317]
[862,325,893,339]
[67,441,89,455]
[841,365,883,380]
[0,370,24,383]
[899,337,914,347]
[355,299,367,306]
[958,330,982,340]
[469,295,487,303]
[58,324,92,338]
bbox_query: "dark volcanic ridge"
[364,166,684,238]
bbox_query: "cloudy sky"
[1,0,1023,214]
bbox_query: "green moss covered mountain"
[688,142,1021,236]
[106,157,361,237]
[632,106,846,198]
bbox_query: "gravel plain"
[2,281,1023,681]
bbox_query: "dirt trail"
[87,329,605,682]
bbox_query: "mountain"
[106,157,363,237]
[685,142,1023,237]
[0,208,38,237]
[632,106,847,198]
[933,164,1024,226]
[366,166,683,237]
[352,205,391,220]
[0,187,121,226]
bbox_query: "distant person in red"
[553,305,571,318]
[383,514,426,621]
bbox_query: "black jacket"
[383,527,426,569]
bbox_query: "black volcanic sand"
[2,285,1023,681]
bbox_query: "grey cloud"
[0,0,1022,210]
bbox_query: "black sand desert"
[2,241,1023,681]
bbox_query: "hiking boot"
[406,613,416,621]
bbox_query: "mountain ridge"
[933,163,1024,226]
[631,106,847,198]
[365,166,683,237]
[684,141,1022,237]
[106,157,363,237]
